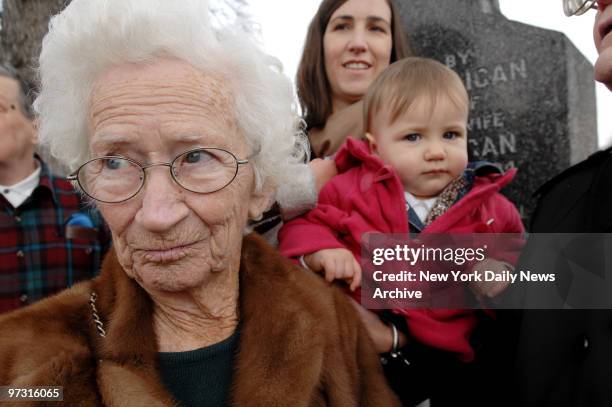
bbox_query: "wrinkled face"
[594,0,612,89]
[0,76,36,166]
[323,0,393,111]
[89,58,270,293]
[370,95,469,198]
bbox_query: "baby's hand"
[469,258,514,299]
[303,248,362,291]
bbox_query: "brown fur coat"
[0,234,400,406]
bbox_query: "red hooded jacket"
[279,138,524,361]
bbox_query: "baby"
[279,57,524,361]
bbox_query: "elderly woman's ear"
[248,181,276,221]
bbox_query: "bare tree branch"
[0,0,253,96]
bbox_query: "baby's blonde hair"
[363,57,469,135]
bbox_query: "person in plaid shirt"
[0,64,110,313]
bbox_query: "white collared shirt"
[404,191,438,224]
[0,165,42,208]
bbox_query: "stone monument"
[397,0,598,222]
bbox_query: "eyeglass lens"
[77,148,240,203]
[563,0,598,16]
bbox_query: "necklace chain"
[89,291,107,338]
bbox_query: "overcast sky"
[249,0,612,148]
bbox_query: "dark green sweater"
[157,330,239,407]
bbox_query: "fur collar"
[0,233,399,406]
[89,233,331,405]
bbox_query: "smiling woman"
[0,0,401,405]
[323,0,393,112]
[297,0,411,157]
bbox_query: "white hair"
[35,0,307,191]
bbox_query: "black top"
[501,147,612,407]
[157,329,240,407]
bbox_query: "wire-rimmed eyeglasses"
[563,0,599,16]
[67,147,254,203]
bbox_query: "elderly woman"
[0,1,400,405]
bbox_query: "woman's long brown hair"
[296,0,412,131]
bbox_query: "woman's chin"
[133,261,211,293]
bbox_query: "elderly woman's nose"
[135,167,189,232]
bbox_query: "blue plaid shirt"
[0,158,110,313]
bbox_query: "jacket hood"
[335,138,386,174]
